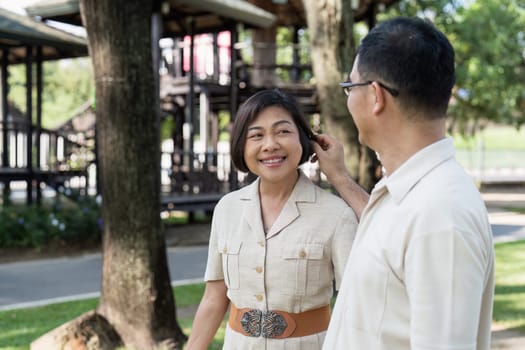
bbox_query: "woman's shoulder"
[215,182,255,210]
[312,183,348,207]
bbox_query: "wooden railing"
[0,120,94,189]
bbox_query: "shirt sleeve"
[405,229,491,349]
[331,205,358,290]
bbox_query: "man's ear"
[371,81,386,115]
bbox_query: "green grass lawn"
[0,284,219,350]
[452,125,525,150]
[493,240,525,332]
[1,240,524,349]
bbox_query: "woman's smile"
[260,156,287,167]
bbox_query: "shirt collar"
[375,137,455,204]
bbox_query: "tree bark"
[302,0,380,191]
[79,0,186,348]
[31,311,122,350]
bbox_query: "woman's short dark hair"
[230,89,314,173]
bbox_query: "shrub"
[0,196,102,248]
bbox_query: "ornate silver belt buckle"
[240,309,262,337]
[240,309,287,338]
[261,310,287,338]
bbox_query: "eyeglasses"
[339,80,399,97]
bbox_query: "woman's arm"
[185,280,229,350]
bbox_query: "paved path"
[482,187,525,243]
[0,245,208,311]
[1,218,523,312]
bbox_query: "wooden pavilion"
[0,6,89,205]
[22,0,399,213]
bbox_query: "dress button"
[223,247,228,254]
[255,294,264,302]
[255,266,263,273]
[258,241,265,247]
[299,250,307,258]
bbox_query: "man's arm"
[312,134,369,219]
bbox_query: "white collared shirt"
[323,138,495,350]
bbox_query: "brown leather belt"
[228,303,330,339]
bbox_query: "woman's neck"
[258,170,299,233]
[258,170,299,200]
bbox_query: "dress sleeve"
[204,206,225,282]
[405,229,491,349]
[331,205,358,290]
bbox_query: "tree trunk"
[302,0,380,191]
[252,27,277,87]
[79,0,186,348]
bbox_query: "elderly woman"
[185,89,358,350]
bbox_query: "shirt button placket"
[256,239,267,307]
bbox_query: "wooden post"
[229,25,239,191]
[212,32,220,82]
[36,46,43,204]
[25,46,33,205]
[187,16,195,172]
[1,49,9,204]
[291,27,300,83]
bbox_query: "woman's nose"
[262,135,279,151]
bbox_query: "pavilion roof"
[25,0,277,36]
[0,6,87,64]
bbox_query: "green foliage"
[449,0,525,131]
[218,110,231,141]
[160,115,176,141]
[379,0,525,134]
[0,197,101,248]
[8,58,94,129]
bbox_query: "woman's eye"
[248,133,263,139]
[277,129,291,135]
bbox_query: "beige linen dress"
[205,171,358,350]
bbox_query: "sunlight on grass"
[452,125,525,150]
[493,240,525,332]
[179,317,226,350]
[173,283,205,307]
[0,285,206,349]
[0,298,98,349]
[502,206,525,215]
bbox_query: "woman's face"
[243,106,303,183]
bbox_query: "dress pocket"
[218,239,242,290]
[281,242,324,295]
